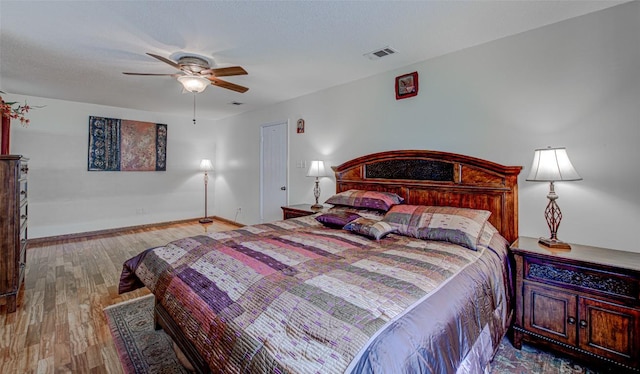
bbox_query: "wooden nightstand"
[281,204,330,219]
[511,237,640,372]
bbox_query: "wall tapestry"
[88,116,167,171]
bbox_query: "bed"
[119,150,522,373]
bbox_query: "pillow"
[327,206,386,221]
[382,205,491,250]
[315,211,361,228]
[343,217,396,240]
[325,190,404,212]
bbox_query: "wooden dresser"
[0,155,29,313]
[511,237,640,372]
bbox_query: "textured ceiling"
[0,1,626,120]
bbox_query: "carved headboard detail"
[332,150,522,244]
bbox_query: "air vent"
[229,101,244,106]
[364,46,397,60]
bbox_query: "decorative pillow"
[315,211,361,228]
[343,217,396,240]
[382,205,491,250]
[325,189,404,212]
[327,206,385,221]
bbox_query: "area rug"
[104,295,189,374]
[105,295,600,374]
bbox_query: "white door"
[260,121,288,222]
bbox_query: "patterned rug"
[105,295,600,374]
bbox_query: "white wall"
[214,2,640,252]
[8,96,218,238]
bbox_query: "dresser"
[511,237,640,372]
[0,155,28,313]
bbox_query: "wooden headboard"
[332,150,522,244]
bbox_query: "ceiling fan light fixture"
[177,75,210,93]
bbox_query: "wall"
[8,96,218,238]
[214,2,640,252]
[6,2,638,252]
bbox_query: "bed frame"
[155,149,522,373]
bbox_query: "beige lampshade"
[199,159,213,171]
[526,147,582,182]
[306,160,327,177]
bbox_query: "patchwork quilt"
[120,215,511,373]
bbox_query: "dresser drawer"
[19,161,29,179]
[19,180,27,202]
[524,257,639,302]
[20,200,28,227]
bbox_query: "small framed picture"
[296,118,305,133]
[395,72,418,100]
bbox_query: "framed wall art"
[88,116,167,171]
[395,71,418,100]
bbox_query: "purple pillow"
[315,211,361,228]
[325,190,404,212]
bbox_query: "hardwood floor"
[0,219,239,373]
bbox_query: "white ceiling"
[0,1,626,120]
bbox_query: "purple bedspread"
[119,215,511,373]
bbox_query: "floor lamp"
[199,159,213,224]
[526,147,582,249]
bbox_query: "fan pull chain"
[193,94,197,125]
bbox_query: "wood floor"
[0,219,239,374]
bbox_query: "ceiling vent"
[364,46,397,60]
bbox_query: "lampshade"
[199,159,213,171]
[306,160,327,178]
[178,75,210,93]
[526,147,582,182]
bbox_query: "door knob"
[280,186,286,191]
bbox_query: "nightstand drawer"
[524,257,639,302]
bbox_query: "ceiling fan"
[123,53,249,93]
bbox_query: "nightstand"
[511,236,640,372]
[281,204,330,219]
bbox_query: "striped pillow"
[382,205,491,250]
[325,190,404,212]
[343,217,396,240]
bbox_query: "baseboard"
[27,216,243,248]
[211,215,244,227]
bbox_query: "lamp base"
[538,237,571,250]
[199,217,213,224]
[310,204,324,210]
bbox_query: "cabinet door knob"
[568,317,576,325]
[579,320,588,328]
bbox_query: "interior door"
[260,121,288,222]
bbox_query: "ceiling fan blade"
[201,66,248,77]
[146,53,181,70]
[208,77,249,93]
[123,72,180,76]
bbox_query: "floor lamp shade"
[199,159,213,223]
[200,159,213,171]
[527,147,581,249]
[307,160,328,210]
